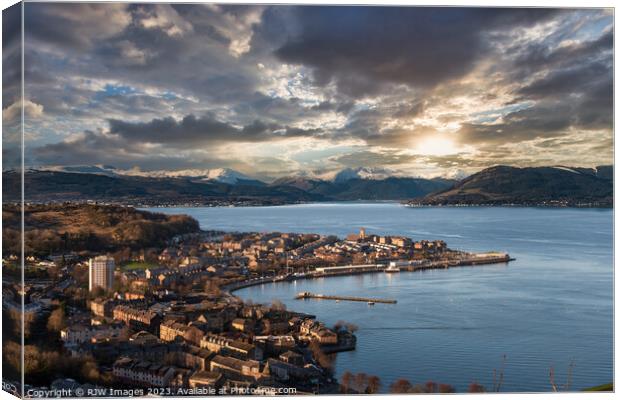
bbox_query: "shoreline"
[148,202,612,209]
[224,253,514,296]
[11,200,611,210]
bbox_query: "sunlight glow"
[414,136,463,156]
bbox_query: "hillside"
[409,165,613,206]
[270,177,453,200]
[2,203,201,256]
[3,170,449,204]
[2,170,324,206]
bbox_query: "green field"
[121,261,156,271]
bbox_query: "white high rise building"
[88,256,115,292]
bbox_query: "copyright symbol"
[75,388,84,397]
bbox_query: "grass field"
[121,261,156,271]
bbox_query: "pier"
[295,292,397,304]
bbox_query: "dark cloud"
[24,3,131,50]
[32,130,214,171]
[274,7,559,97]
[2,3,22,108]
[108,114,320,147]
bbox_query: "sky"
[2,4,614,180]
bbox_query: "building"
[224,341,263,361]
[166,345,215,371]
[113,305,161,333]
[159,320,189,342]
[231,318,255,333]
[60,322,125,347]
[210,355,262,380]
[279,350,304,366]
[188,371,223,388]
[300,319,338,345]
[263,358,320,382]
[89,256,115,292]
[113,357,176,387]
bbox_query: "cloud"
[24,3,131,49]
[274,7,559,97]
[330,151,420,168]
[3,100,45,124]
[135,4,194,37]
[107,114,321,147]
[16,5,614,177]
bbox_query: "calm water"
[147,203,613,392]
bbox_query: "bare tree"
[354,372,368,393]
[367,375,382,394]
[492,354,507,392]
[549,360,576,392]
[549,366,558,392]
[438,383,455,393]
[270,299,287,311]
[47,307,66,332]
[468,382,485,393]
[390,378,413,393]
[340,371,353,393]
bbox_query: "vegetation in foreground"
[2,203,200,257]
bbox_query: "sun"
[415,136,462,156]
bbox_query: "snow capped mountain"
[441,169,471,181]
[34,164,471,185]
[202,168,255,184]
[36,165,260,185]
[319,167,398,182]
[42,164,120,177]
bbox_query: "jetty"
[295,292,397,304]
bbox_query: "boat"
[385,265,400,273]
[367,301,375,306]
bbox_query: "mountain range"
[39,165,415,184]
[3,166,454,205]
[3,165,612,207]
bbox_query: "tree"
[345,322,359,333]
[340,371,353,393]
[47,307,66,332]
[334,320,344,331]
[468,382,486,393]
[308,341,335,374]
[438,383,455,393]
[367,375,382,394]
[390,378,413,393]
[354,373,368,393]
[270,300,287,312]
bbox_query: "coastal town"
[3,225,512,396]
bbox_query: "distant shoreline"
[143,201,613,210]
[6,199,613,210]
